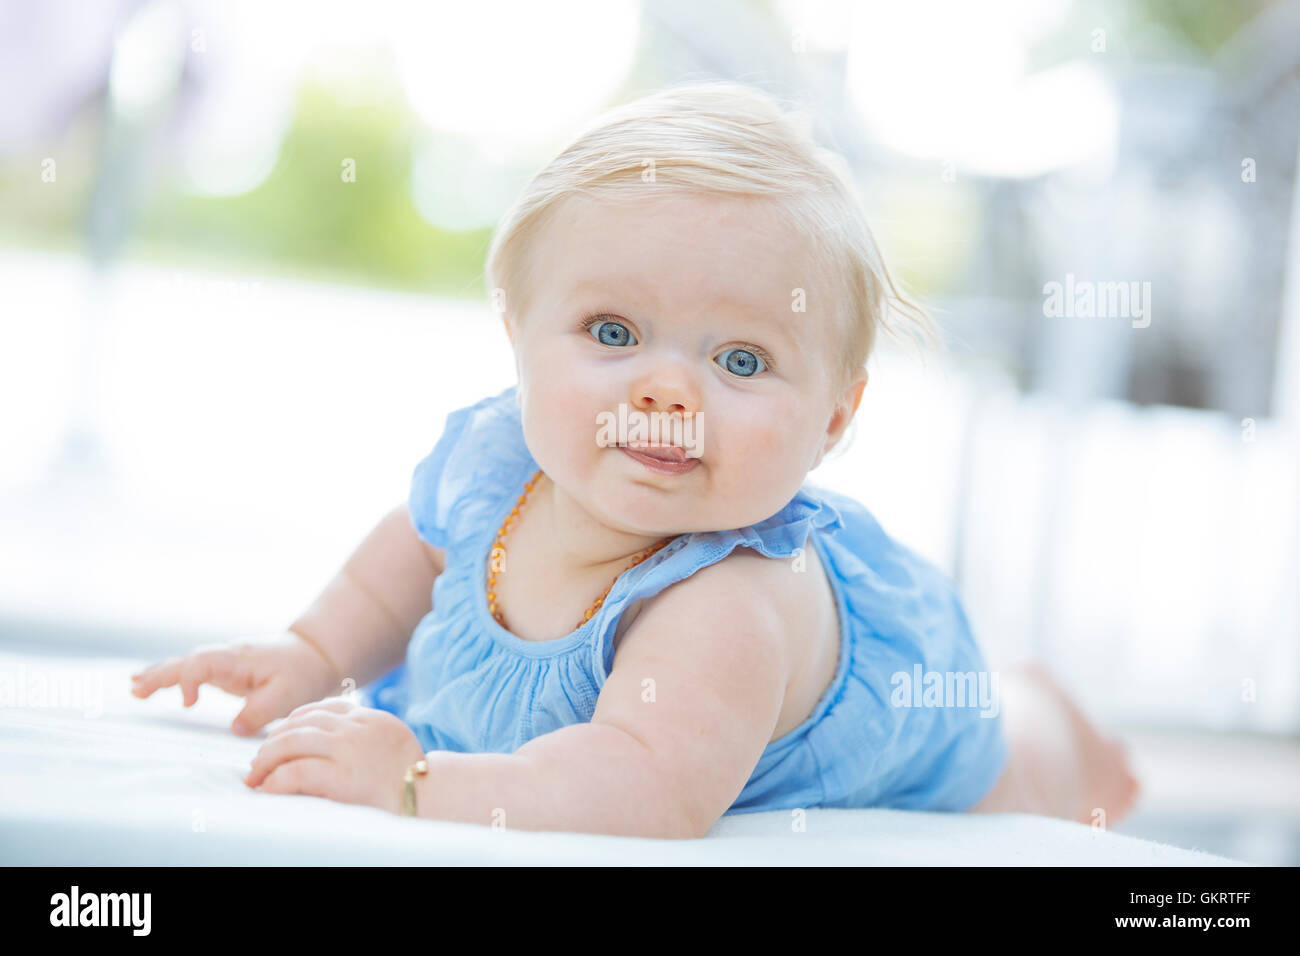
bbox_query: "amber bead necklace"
[487,468,674,631]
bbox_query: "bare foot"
[1017,662,1141,826]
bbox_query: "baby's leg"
[970,663,1140,826]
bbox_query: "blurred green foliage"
[134,83,492,296]
[0,79,493,298]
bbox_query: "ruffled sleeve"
[408,408,473,550]
[409,385,520,550]
[690,484,845,561]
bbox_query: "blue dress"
[363,385,1008,815]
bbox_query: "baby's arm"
[409,557,789,838]
[289,503,445,689]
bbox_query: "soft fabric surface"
[0,647,1244,865]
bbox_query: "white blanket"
[0,647,1244,865]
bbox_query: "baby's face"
[506,192,861,537]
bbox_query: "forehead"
[531,192,823,320]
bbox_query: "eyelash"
[578,312,777,375]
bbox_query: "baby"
[132,82,1139,838]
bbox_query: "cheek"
[724,403,807,463]
[741,429,784,462]
[707,417,813,522]
[522,380,603,465]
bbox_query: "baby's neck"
[532,472,677,578]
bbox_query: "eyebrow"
[563,280,803,356]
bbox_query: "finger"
[178,644,258,707]
[244,727,334,788]
[189,645,258,697]
[177,653,220,707]
[256,757,335,798]
[265,710,344,740]
[286,697,355,720]
[129,662,155,683]
[231,676,299,737]
[129,657,184,698]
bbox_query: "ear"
[812,371,867,470]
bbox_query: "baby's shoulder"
[612,537,822,657]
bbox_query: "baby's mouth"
[617,442,701,476]
[622,442,688,463]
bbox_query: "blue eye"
[716,347,767,377]
[587,319,636,347]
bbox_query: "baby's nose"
[639,398,688,414]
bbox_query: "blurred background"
[1,0,1297,863]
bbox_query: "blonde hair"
[485,81,940,396]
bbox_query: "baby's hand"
[241,697,425,814]
[130,631,345,737]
